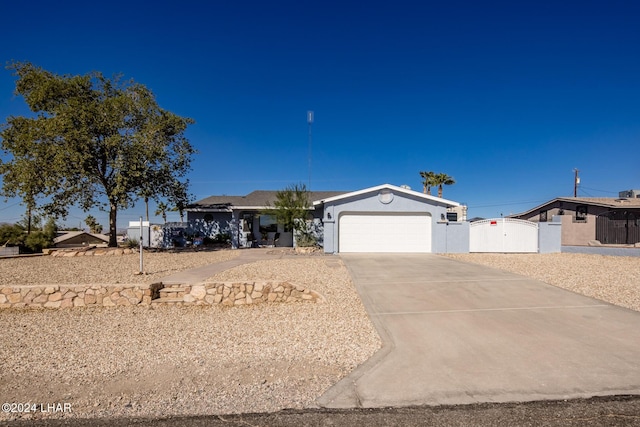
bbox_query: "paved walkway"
[158,248,287,284]
[318,254,640,408]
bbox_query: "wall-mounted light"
[327,212,332,219]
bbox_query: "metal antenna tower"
[307,111,314,190]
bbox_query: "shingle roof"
[53,231,110,244]
[189,190,349,210]
[510,196,640,217]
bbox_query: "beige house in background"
[509,194,640,246]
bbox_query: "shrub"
[213,233,231,244]
[0,223,25,246]
[296,232,318,248]
[123,238,139,249]
[24,231,52,252]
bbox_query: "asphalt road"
[4,396,640,427]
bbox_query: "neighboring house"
[509,192,640,246]
[53,231,110,248]
[187,184,462,252]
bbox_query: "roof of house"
[188,190,349,211]
[312,183,460,207]
[510,196,640,217]
[53,231,110,244]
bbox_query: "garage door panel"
[339,214,431,253]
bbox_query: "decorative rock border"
[0,281,323,309]
[0,284,160,309]
[154,281,325,306]
[48,247,138,257]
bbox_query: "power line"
[579,186,619,194]
[467,199,549,209]
[0,202,21,212]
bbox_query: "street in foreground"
[4,396,640,427]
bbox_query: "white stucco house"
[186,183,463,253]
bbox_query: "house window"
[540,210,548,222]
[446,212,458,221]
[203,214,213,223]
[259,215,278,233]
[575,205,588,222]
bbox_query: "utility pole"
[573,168,580,197]
[307,111,313,190]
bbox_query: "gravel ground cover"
[442,253,640,312]
[0,249,239,286]
[0,255,380,422]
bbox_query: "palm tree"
[419,171,436,195]
[433,173,455,198]
[155,201,168,224]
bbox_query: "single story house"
[53,231,110,248]
[509,194,640,246]
[187,184,461,253]
[187,189,347,249]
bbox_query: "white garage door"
[339,213,432,253]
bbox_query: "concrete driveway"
[318,254,640,408]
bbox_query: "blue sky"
[1,1,639,229]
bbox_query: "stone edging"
[0,284,158,309]
[154,281,326,306]
[48,247,138,257]
[0,281,324,309]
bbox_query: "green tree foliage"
[419,171,436,195]
[167,180,191,222]
[263,183,310,233]
[419,171,455,197]
[16,212,42,232]
[0,218,57,252]
[433,172,455,198]
[154,201,168,224]
[0,62,195,246]
[0,223,25,246]
[84,215,103,234]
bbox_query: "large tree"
[0,62,195,246]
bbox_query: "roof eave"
[313,183,460,207]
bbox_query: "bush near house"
[0,219,57,253]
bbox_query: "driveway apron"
[318,254,640,408]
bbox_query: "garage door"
[339,213,432,253]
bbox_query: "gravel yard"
[0,253,380,422]
[2,250,638,422]
[442,253,640,312]
[0,249,239,285]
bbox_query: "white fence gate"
[469,218,538,253]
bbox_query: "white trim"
[313,183,459,207]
